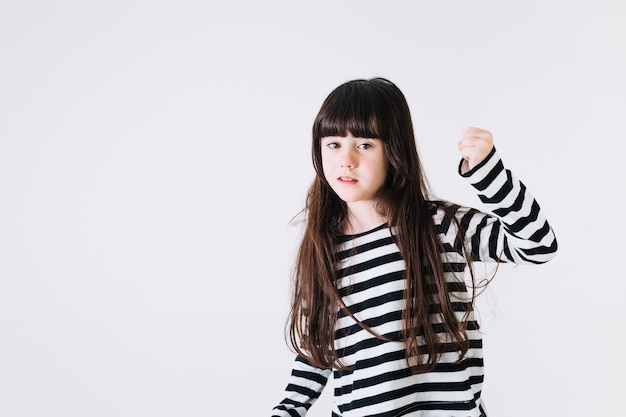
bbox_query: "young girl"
[271,78,558,417]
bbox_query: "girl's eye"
[327,142,339,149]
[358,143,372,150]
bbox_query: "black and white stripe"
[272,149,557,417]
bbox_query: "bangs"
[313,81,386,140]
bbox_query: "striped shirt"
[272,149,558,417]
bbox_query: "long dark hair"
[287,77,475,372]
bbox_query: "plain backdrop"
[1,1,625,416]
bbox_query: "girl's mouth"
[339,176,358,183]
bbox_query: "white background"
[1,1,624,416]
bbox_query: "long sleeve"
[455,147,558,264]
[270,148,558,417]
[271,355,332,417]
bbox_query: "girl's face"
[320,134,388,207]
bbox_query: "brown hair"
[287,78,476,372]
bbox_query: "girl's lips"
[338,176,358,183]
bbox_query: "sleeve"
[455,147,558,264]
[271,355,332,417]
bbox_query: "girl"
[271,78,558,417]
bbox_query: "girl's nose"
[340,148,356,168]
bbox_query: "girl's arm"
[452,129,558,264]
[271,355,332,417]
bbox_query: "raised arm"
[454,128,558,264]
